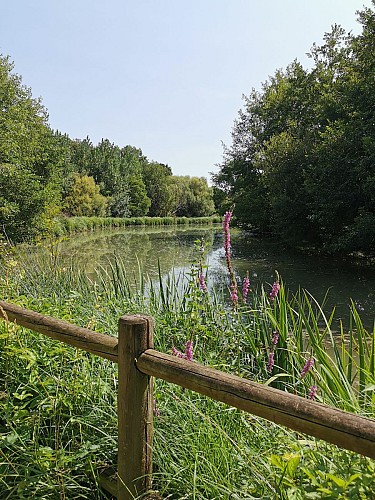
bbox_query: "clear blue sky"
[1,1,373,181]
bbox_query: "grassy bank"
[49,215,222,239]
[0,236,374,498]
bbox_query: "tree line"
[213,4,375,255]
[0,56,215,242]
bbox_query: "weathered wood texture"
[0,300,118,362]
[117,315,154,500]
[137,349,375,459]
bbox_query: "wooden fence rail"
[0,300,374,500]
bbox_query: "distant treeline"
[213,5,375,255]
[0,56,215,243]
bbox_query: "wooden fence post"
[117,315,154,499]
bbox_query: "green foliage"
[142,162,173,216]
[214,6,375,254]
[1,240,374,498]
[63,174,107,217]
[127,174,151,216]
[170,176,216,217]
[0,232,374,498]
[0,164,53,242]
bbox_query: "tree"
[127,175,151,216]
[63,174,107,217]
[170,176,215,217]
[0,55,67,241]
[0,164,52,241]
[142,162,173,216]
[213,4,375,254]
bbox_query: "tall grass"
[0,239,374,498]
[49,215,221,238]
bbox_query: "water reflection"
[54,226,374,329]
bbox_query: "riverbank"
[0,233,374,498]
[48,215,221,238]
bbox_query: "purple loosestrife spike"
[242,273,250,303]
[222,210,238,308]
[308,385,318,400]
[199,272,208,292]
[266,351,275,373]
[271,331,280,345]
[301,357,314,378]
[269,281,280,301]
[172,347,184,358]
[230,283,238,306]
[185,340,194,361]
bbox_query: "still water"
[56,225,375,329]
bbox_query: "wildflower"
[185,340,194,361]
[301,357,314,378]
[199,272,208,292]
[172,341,194,361]
[242,273,250,303]
[230,283,238,306]
[271,331,279,345]
[222,210,238,307]
[308,385,318,400]
[269,281,280,301]
[266,351,275,373]
[223,211,232,251]
[172,346,184,358]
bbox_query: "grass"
[0,234,374,498]
[49,215,222,239]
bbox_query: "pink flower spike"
[301,357,314,378]
[230,283,238,306]
[172,347,184,358]
[242,274,250,303]
[185,340,194,361]
[199,272,208,292]
[269,281,280,301]
[271,332,279,345]
[266,351,275,373]
[308,385,318,400]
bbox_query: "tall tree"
[214,4,375,254]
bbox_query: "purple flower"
[229,283,238,306]
[301,357,314,378]
[269,281,280,301]
[172,341,194,361]
[172,346,184,358]
[308,385,318,400]
[242,273,250,303]
[223,212,232,253]
[266,351,275,373]
[271,331,280,345]
[185,340,194,361]
[199,272,208,292]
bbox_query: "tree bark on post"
[117,315,154,499]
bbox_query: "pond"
[54,225,375,329]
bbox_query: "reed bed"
[50,215,221,239]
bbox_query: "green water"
[53,225,374,328]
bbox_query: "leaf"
[326,473,347,489]
[270,454,284,470]
[285,455,300,478]
[264,373,291,386]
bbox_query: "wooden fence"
[0,299,374,499]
